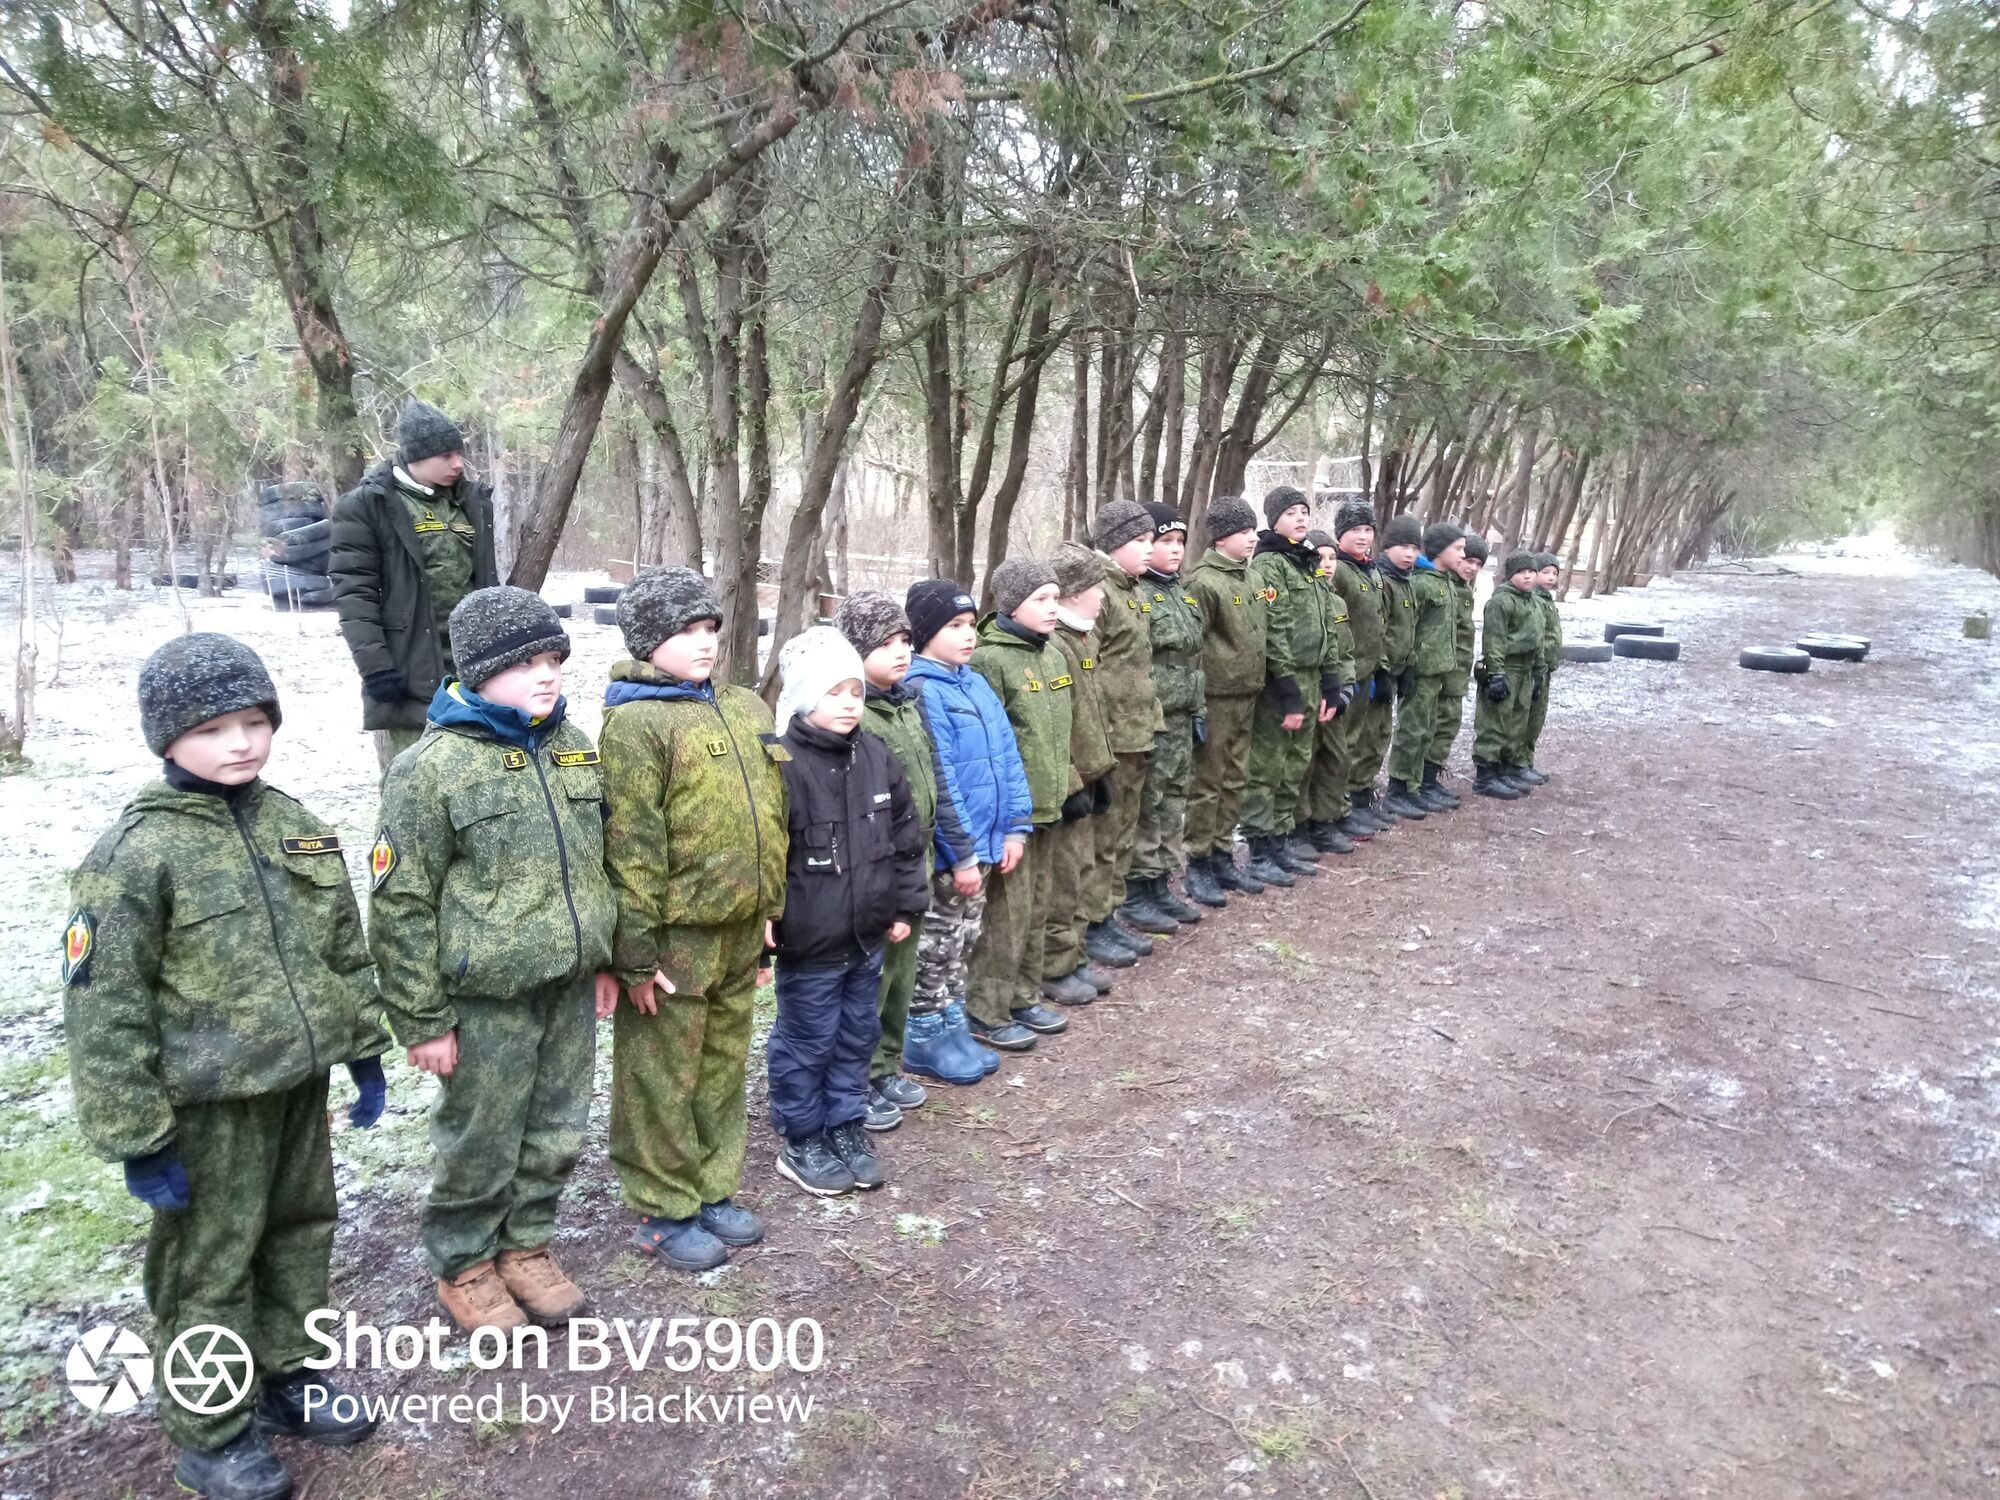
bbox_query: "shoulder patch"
[61,911,94,986]
[551,749,600,767]
[1051,674,1074,689]
[1261,587,1278,603]
[500,749,530,771]
[280,835,342,856]
[706,737,730,757]
[1081,657,1096,669]
[370,832,397,890]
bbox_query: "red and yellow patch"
[61,911,93,986]
[1260,586,1278,603]
[369,833,397,890]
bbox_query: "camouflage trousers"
[1240,680,1320,837]
[968,824,1053,1027]
[1129,715,1195,880]
[872,916,923,1080]
[1427,684,1469,765]
[610,918,762,1221]
[1084,750,1150,923]
[1299,699,1352,826]
[913,866,987,1017]
[1042,813,1097,980]
[1344,690,1394,796]
[1388,674,1450,785]
[1524,667,1555,764]
[424,976,594,1278]
[1473,659,1538,766]
[1185,694,1255,859]
[144,1075,334,1451]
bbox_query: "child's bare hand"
[1316,699,1337,723]
[407,1031,458,1076]
[625,969,675,1015]
[887,920,911,944]
[951,865,983,897]
[999,840,1024,875]
[593,973,620,1020]
[1281,711,1306,731]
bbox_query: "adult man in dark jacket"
[331,399,499,770]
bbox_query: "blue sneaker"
[902,1010,984,1085]
[631,1215,728,1271]
[944,999,1001,1074]
[698,1198,764,1247]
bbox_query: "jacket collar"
[604,659,717,709]
[160,761,256,806]
[1254,531,1319,575]
[1202,547,1247,573]
[1338,547,1376,575]
[1414,555,1438,572]
[427,679,564,751]
[785,716,858,755]
[864,679,915,708]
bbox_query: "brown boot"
[495,1247,587,1325]
[437,1260,529,1333]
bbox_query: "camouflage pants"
[1427,684,1469,765]
[144,1075,334,1451]
[1473,660,1537,766]
[1085,750,1150,922]
[1185,694,1255,859]
[610,918,762,1221]
[1241,680,1320,838]
[872,916,923,1079]
[1129,716,1194,880]
[968,825,1053,1027]
[1299,700,1351,826]
[1041,813,1096,980]
[424,976,594,1278]
[1524,667,1554,764]
[1388,674,1449,785]
[1345,690,1394,796]
[373,723,424,777]
[913,866,987,1017]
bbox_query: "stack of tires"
[259,482,337,611]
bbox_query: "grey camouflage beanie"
[991,556,1058,617]
[1334,498,1376,540]
[834,590,910,658]
[1092,499,1153,553]
[139,632,282,756]
[449,586,571,690]
[1422,522,1467,559]
[1205,495,1257,543]
[1462,530,1491,561]
[1380,512,1423,550]
[619,566,724,662]
[397,399,465,465]
[1052,540,1103,598]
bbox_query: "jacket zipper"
[530,749,585,974]
[712,695,768,917]
[230,797,320,1076]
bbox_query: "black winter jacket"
[330,460,499,731]
[773,718,928,970]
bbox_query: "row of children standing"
[60,493,1568,1500]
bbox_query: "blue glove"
[347,1056,387,1128]
[1192,716,1208,746]
[124,1145,190,1211]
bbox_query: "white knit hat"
[774,625,866,734]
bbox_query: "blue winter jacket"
[905,654,1033,870]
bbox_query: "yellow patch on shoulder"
[280,835,341,856]
[501,749,529,771]
[552,749,600,767]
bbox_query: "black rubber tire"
[550,602,573,619]
[1741,646,1811,673]
[269,588,336,612]
[276,517,332,547]
[593,604,620,626]
[268,542,330,572]
[263,565,332,594]
[584,585,624,604]
[1604,621,1666,642]
[1560,642,1614,664]
[1796,636,1867,662]
[1613,634,1681,661]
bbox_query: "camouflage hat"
[1503,550,1539,578]
[1092,500,1153,554]
[833,590,910,658]
[1422,522,1467,559]
[620,566,723,662]
[1052,541,1103,598]
[905,579,978,653]
[1263,485,1311,526]
[1143,502,1188,538]
[775,625,865,735]
[1462,530,1491,561]
[397,398,464,465]
[1333,499,1376,540]
[138,632,282,757]
[990,556,1058,617]
[1205,495,1258,543]
[449,586,571,690]
[1380,512,1423,550]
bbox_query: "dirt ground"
[7,540,2000,1500]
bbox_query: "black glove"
[1192,715,1208,747]
[1372,666,1394,702]
[1059,787,1094,824]
[363,669,409,705]
[1090,774,1114,815]
[1532,672,1547,704]
[1397,666,1418,700]
[346,1057,386,1128]
[124,1144,190,1211]
[1485,672,1511,703]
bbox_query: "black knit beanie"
[1204,495,1257,543]
[1422,522,1466,559]
[139,633,281,756]
[1380,512,1423,550]
[397,399,464,465]
[906,579,979,653]
[1334,499,1376,540]
[1263,486,1311,527]
[449,586,571,690]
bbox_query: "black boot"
[1183,854,1229,909]
[1307,819,1356,855]
[174,1428,293,1500]
[1085,921,1139,968]
[1422,763,1462,810]
[1500,763,1536,794]
[1278,831,1324,877]
[1514,763,1550,786]
[1107,913,1156,955]
[255,1371,378,1447]
[1212,846,1265,895]
[1040,969,1097,1006]
[1350,786,1395,833]
[1382,778,1430,820]
[1474,760,1524,800]
[1117,878,1181,935]
[1334,795,1377,841]
[1076,963,1114,994]
[1154,873,1203,923]
[1245,835,1294,888]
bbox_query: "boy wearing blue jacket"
[899,580,1032,1084]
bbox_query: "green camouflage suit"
[64,780,385,1451]
[1085,560,1161,922]
[1387,561,1460,785]
[1044,618,1114,981]
[1184,548,1266,859]
[1473,584,1543,768]
[1367,561,1417,789]
[1241,538,1336,837]
[600,662,789,1221]
[1128,572,1205,881]
[1297,573,1357,826]
[1427,569,1478,765]
[861,683,936,1077]
[1329,553,1389,800]
[370,704,617,1278]
[1524,586,1562,766]
[968,616,1073,1024]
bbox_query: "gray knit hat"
[1306,529,1335,551]
[1333,499,1376,540]
[397,399,464,465]
[1535,551,1561,570]
[1462,530,1491,561]
[449,586,571,690]
[139,632,281,757]
[1093,499,1153,554]
[619,565,724,661]
[833,590,910,658]
[991,556,1058,617]
[1052,540,1103,598]
[1422,522,1466,559]
[1380,512,1423,550]
[1263,485,1311,526]
[1205,495,1257,543]
[1503,549,1539,578]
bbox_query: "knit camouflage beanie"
[1380,512,1423,550]
[1205,495,1257,543]
[1052,541,1103,598]
[1503,549,1539,579]
[1093,499,1153,554]
[1422,522,1467,560]
[1143,501,1188,538]
[1306,529,1335,551]
[1462,530,1491,561]
[1263,485,1311,526]
[990,556,1058,617]
[905,579,978,653]
[396,399,464,465]
[1333,498,1376,540]
[619,566,724,662]
[833,590,910,658]
[449,586,571,690]
[139,632,282,757]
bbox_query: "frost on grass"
[894,1213,947,1246]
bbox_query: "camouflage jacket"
[1379,562,1418,671]
[1332,554,1387,676]
[1139,569,1206,720]
[369,691,617,1044]
[1535,587,1563,676]
[1318,572,1357,694]
[1185,548,1266,699]
[1250,534,1339,714]
[1481,584,1544,674]
[971,615,1075,825]
[1051,618,1115,793]
[1446,572,1477,694]
[861,681,938,873]
[600,661,789,983]
[1094,559,1164,754]
[1408,559,1460,677]
[63,778,385,1162]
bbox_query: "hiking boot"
[945,1000,1002,1074]
[254,1371,377,1447]
[1514,764,1550,786]
[1011,1002,1069,1034]
[1474,761,1524,800]
[970,1016,1038,1051]
[902,1009,985,1084]
[1307,819,1356,855]
[1350,787,1395,833]
[1041,969,1097,1006]
[1334,804,1377,840]
[827,1121,885,1190]
[173,1427,292,1500]
[1107,914,1156,955]
[495,1246,587,1325]
[1422,763,1462,810]
[697,1198,765,1247]
[1382,779,1430,819]
[777,1133,856,1196]
[437,1259,529,1333]
[1279,832,1323,876]
[862,1087,903,1131]
[1155,873,1203,923]
[874,1073,928,1110]
[1212,848,1265,895]
[1085,921,1139,968]
[1500,764,1536,794]
[631,1214,729,1270]
[1245,835,1294,888]
[1117,881,1181,935]
[1076,963,1115,995]
[1183,855,1229,909]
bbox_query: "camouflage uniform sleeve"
[601,706,672,986]
[1254,559,1306,716]
[366,752,459,1046]
[62,839,176,1162]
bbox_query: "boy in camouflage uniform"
[1293,529,1358,859]
[1371,512,1425,820]
[1518,552,1564,786]
[1042,542,1118,999]
[1121,503,1208,932]
[1183,496,1266,904]
[967,559,1075,1049]
[1384,525,1468,816]
[1473,551,1545,798]
[1327,501,1392,840]
[1426,531,1487,797]
[64,635,384,1500]
[601,568,790,1272]
[371,587,618,1332]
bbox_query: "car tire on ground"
[1613,634,1681,661]
[1796,635,1867,662]
[584,585,624,604]
[550,602,573,619]
[1741,646,1811,673]
[1604,621,1666,642]
[1560,642,1615,664]
[594,604,620,625]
